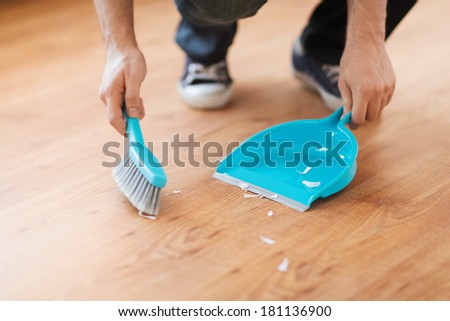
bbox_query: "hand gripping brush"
[213,107,358,212]
[112,108,167,217]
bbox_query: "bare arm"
[339,0,395,129]
[94,0,146,134]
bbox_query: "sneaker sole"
[177,82,233,109]
[294,69,343,111]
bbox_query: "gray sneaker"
[178,58,233,109]
[292,40,343,110]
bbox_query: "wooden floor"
[1,0,449,300]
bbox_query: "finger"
[106,91,126,135]
[384,79,396,109]
[350,91,368,130]
[338,79,352,115]
[366,98,381,121]
[99,82,109,105]
[124,79,142,118]
[139,97,145,120]
[380,95,388,114]
[382,90,394,115]
[99,87,107,105]
[385,90,394,108]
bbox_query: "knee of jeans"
[177,0,267,25]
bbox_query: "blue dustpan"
[213,107,358,211]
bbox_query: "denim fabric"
[175,0,267,25]
[174,0,266,64]
[174,0,417,65]
[301,0,418,64]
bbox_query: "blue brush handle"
[123,108,167,188]
[125,114,145,146]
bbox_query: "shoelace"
[185,61,228,84]
[322,64,340,85]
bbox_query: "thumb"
[124,79,142,118]
[338,79,352,115]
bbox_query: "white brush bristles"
[112,154,161,215]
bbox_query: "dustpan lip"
[213,172,310,212]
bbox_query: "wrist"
[105,37,138,53]
[345,34,385,53]
[346,0,386,49]
[346,26,385,47]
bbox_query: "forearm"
[346,0,387,47]
[94,0,146,134]
[93,0,137,51]
[339,0,394,128]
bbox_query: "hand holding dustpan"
[214,107,358,211]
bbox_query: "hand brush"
[112,106,167,217]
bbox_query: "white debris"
[258,194,277,199]
[302,180,321,188]
[267,210,274,217]
[166,190,181,196]
[317,147,328,151]
[340,155,345,159]
[244,193,259,198]
[138,211,157,220]
[260,235,275,245]
[239,183,250,191]
[278,258,289,272]
[297,167,312,175]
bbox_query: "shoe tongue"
[322,64,340,84]
[187,61,227,82]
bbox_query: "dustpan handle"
[339,110,352,126]
[331,106,352,126]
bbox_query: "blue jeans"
[174,0,416,65]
